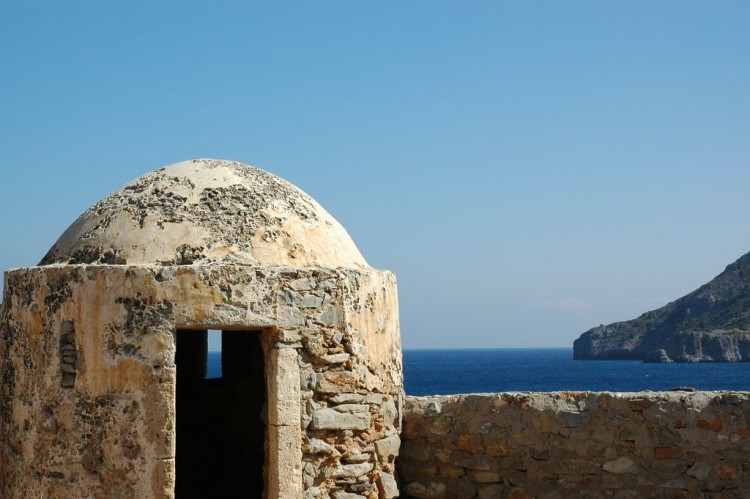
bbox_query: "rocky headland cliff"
[574,252,750,362]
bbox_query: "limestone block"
[375,434,401,460]
[439,462,466,479]
[290,278,316,291]
[268,347,301,427]
[267,420,303,498]
[423,400,442,417]
[328,462,374,478]
[311,408,371,430]
[469,471,501,483]
[321,353,350,364]
[687,460,711,480]
[318,306,343,325]
[280,305,306,326]
[342,452,371,464]
[330,393,365,404]
[451,452,492,471]
[365,393,384,404]
[302,295,324,308]
[456,478,477,499]
[400,462,439,477]
[302,335,328,357]
[307,438,338,456]
[603,456,637,474]
[377,472,399,498]
[659,478,699,491]
[381,397,398,425]
[350,482,374,493]
[278,328,302,343]
[279,290,303,305]
[424,417,452,438]
[404,480,447,498]
[333,403,369,414]
[303,486,321,499]
[562,411,586,428]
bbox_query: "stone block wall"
[0,264,403,498]
[398,391,750,498]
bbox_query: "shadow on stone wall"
[398,391,750,498]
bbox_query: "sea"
[207,348,750,395]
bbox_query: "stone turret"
[0,159,402,498]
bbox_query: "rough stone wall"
[0,264,402,498]
[399,391,750,498]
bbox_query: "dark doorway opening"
[175,329,266,498]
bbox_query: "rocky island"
[574,252,750,362]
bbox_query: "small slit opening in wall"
[206,329,222,379]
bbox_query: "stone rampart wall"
[398,391,750,498]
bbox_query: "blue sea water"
[403,348,750,396]
[207,348,750,395]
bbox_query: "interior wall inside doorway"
[175,329,267,498]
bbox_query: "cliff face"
[574,252,750,361]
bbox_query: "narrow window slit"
[206,329,222,378]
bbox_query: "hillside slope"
[574,252,750,362]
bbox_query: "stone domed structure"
[41,159,369,269]
[0,159,402,498]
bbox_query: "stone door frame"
[172,324,302,498]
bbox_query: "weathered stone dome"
[41,159,369,268]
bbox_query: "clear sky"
[2,1,749,349]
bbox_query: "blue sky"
[2,1,749,348]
